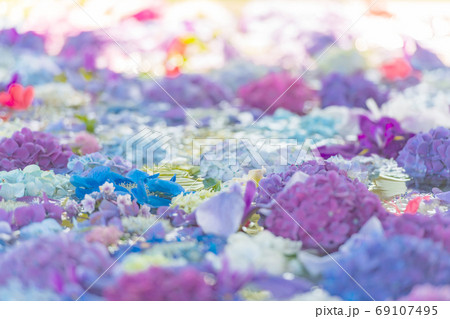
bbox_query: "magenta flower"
[358,115,414,159]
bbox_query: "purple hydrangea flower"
[237,72,317,115]
[0,28,45,53]
[145,74,231,108]
[322,235,450,301]
[264,170,388,252]
[0,233,114,299]
[397,127,450,189]
[0,128,72,172]
[104,266,215,301]
[255,160,345,205]
[383,213,450,252]
[320,72,388,109]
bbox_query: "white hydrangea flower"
[207,230,303,276]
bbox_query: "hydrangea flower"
[145,74,231,108]
[85,225,123,246]
[0,233,114,299]
[264,170,388,252]
[321,235,450,301]
[320,72,388,109]
[255,160,344,205]
[397,127,450,189]
[0,280,62,301]
[237,72,317,115]
[0,128,72,172]
[72,131,101,155]
[70,166,184,207]
[0,165,74,200]
[104,266,215,301]
[382,213,450,252]
[400,285,450,301]
[170,189,216,213]
[207,230,302,276]
[67,153,132,175]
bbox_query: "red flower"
[0,83,34,110]
[380,58,413,81]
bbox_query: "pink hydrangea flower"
[73,132,100,155]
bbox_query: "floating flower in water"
[320,72,388,109]
[357,115,414,159]
[397,127,450,190]
[145,74,231,108]
[72,131,101,155]
[0,84,34,111]
[255,160,345,205]
[0,233,114,299]
[380,57,413,81]
[320,234,450,301]
[170,189,216,213]
[0,165,74,200]
[400,285,450,301]
[382,213,450,252]
[264,170,387,252]
[85,225,123,246]
[70,166,184,207]
[207,230,302,276]
[0,128,72,172]
[105,266,215,301]
[237,72,317,115]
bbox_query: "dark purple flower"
[397,127,450,190]
[357,115,414,159]
[320,72,388,109]
[237,72,317,115]
[0,128,72,172]
[317,143,361,160]
[264,170,388,252]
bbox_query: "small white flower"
[81,195,96,213]
[99,182,115,195]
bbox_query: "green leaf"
[203,178,221,191]
[75,114,96,133]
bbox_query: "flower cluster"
[397,127,450,189]
[0,233,114,299]
[320,73,388,109]
[0,165,73,200]
[0,128,72,172]
[255,160,344,204]
[264,170,388,252]
[104,266,215,301]
[237,72,317,115]
[321,235,450,300]
[382,213,450,252]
